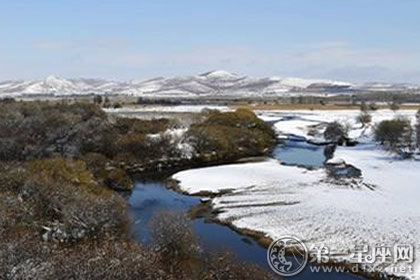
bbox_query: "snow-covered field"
[259,109,417,142]
[173,109,420,279]
[105,104,230,114]
[104,105,232,121]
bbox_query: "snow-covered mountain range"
[0,70,417,98]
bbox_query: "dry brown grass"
[0,158,160,279]
[187,109,276,161]
[0,102,279,279]
[0,158,130,241]
[148,210,276,280]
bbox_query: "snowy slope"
[24,76,80,95]
[0,71,356,97]
[280,77,352,89]
[1,71,418,98]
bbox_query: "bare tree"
[149,211,201,273]
[324,121,348,144]
[357,111,372,128]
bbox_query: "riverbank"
[130,176,367,280]
[0,101,278,279]
[171,109,420,279]
[1,101,417,279]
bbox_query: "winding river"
[128,140,365,279]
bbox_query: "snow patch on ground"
[174,156,420,278]
[173,109,420,279]
[173,159,316,194]
[261,109,417,143]
[147,128,195,159]
[334,144,420,278]
[105,105,231,114]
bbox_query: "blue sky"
[0,0,419,83]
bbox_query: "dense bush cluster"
[187,108,275,161]
[0,159,129,241]
[0,101,277,279]
[0,101,179,190]
[0,158,152,279]
[0,102,276,173]
[0,102,106,160]
[0,101,177,161]
[0,161,274,279]
[375,118,415,157]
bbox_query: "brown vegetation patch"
[187,108,275,161]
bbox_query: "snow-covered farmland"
[173,109,420,279]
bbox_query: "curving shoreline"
[168,177,404,280]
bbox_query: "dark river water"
[272,140,326,168]
[128,141,365,280]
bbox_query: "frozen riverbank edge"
[171,109,420,280]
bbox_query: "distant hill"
[0,70,417,98]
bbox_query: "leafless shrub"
[324,121,348,144]
[357,112,372,127]
[149,211,201,275]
